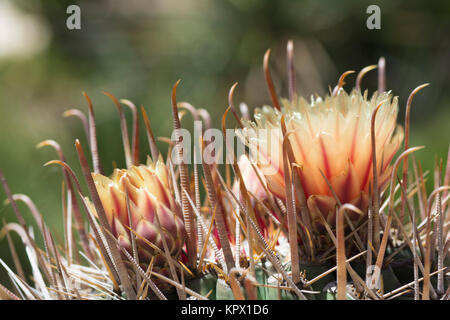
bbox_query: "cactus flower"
[232,154,268,202]
[238,89,404,231]
[90,158,185,270]
[231,154,274,236]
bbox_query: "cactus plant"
[0,41,448,301]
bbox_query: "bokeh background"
[0,0,449,283]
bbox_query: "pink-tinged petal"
[358,150,373,193]
[319,136,332,179]
[154,158,170,188]
[349,102,362,162]
[317,130,348,178]
[113,217,131,251]
[155,200,178,235]
[125,166,144,189]
[377,116,396,148]
[110,216,118,238]
[330,161,361,204]
[109,184,128,227]
[288,119,310,165]
[255,148,284,182]
[135,219,158,253]
[154,177,172,209]
[289,126,332,196]
[133,189,155,224]
[144,160,176,211]
[233,155,267,202]
[92,173,115,225]
[121,176,140,206]
[117,235,131,254]
[299,164,330,198]
[350,134,373,189]
[137,166,173,209]
[212,227,221,250]
[127,199,140,227]
[265,172,286,199]
[256,214,269,239]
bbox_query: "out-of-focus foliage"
[0,0,449,283]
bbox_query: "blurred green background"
[0,0,449,283]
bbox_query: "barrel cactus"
[0,41,448,301]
